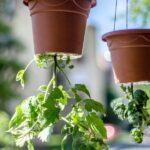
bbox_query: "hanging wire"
[114,0,118,30]
[126,0,129,29]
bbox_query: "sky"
[87,0,128,60]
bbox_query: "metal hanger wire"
[114,0,118,31]
[126,0,129,29]
[114,0,129,31]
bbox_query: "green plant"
[111,83,150,143]
[9,54,108,150]
[130,0,150,27]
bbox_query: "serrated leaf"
[9,105,23,128]
[38,126,53,142]
[86,112,107,139]
[43,87,64,108]
[85,99,105,115]
[111,97,125,110]
[74,84,91,98]
[16,132,34,147]
[43,107,60,127]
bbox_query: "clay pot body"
[23,0,96,58]
[102,29,150,84]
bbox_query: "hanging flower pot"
[23,0,96,58]
[102,29,150,83]
[102,0,150,84]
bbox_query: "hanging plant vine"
[8,54,108,150]
[111,84,150,143]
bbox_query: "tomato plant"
[9,54,108,150]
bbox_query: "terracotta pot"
[23,0,96,58]
[102,29,150,84]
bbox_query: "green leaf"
[74,84,91,98]
[16,70,25,81]
[16,131,34,147]
[72,126,82,150]
[111,97,126,120]
[16,70,25,87]
[111,97,125,111]
[29,101,38,120]
[38,126,53,142]
[21,96,37,117]
[43,107,60,127]
[69,65,74,69]
[86,112,107,139]
[79,144,87,150]
[38,85,48,92]
[27,141,34,150]
[43,87,64,108]
[135,85,150,98]
[21,79,25,88]
[9,105,23,128]
[66,56,71,65]
[85,99,105,115]
[50,87,64,100]
[58,86,69,106]
[75,94,82,102]
[36,93,44,103]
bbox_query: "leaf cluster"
[111,84,150,143]
[9,55,107,150]
[130,0,150,27]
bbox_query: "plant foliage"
[9,54,108,150]
[111,84,150,143]
[130,0,150,27]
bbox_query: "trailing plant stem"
[131,83,134,98]
[54,55,57,88]
[57,64,71,86]
[61,116,70,124]
[24,59,34,72]
[44,76,55,102]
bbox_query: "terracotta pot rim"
[23,0,97,8]
[102,29,150,42]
